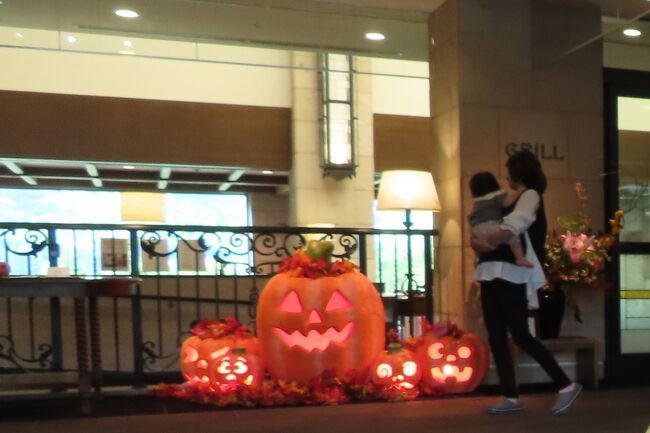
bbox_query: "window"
[0,188,249,276]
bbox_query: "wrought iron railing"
[0,223,436,387]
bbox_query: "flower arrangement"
[543,182,623,287]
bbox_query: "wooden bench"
[510,336,597,389]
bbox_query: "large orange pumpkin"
[257,245,385,383]
[180,318,261,386]
[416,329,489,393]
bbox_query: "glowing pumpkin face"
[209,350,262,391]
[371,346,422,390]
[180,334,260,386]
[257,272,385,383]
[416,333,489,393]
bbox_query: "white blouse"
[472,189,546,309]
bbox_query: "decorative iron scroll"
[0,229,48,257]
[139,230,358,277]
[0,335,53,371]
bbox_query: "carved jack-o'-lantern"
[416,330,489,393]
[370,343,422,390]
[180,317,260,386]
[209,348,262,391]
[257,243,385,383]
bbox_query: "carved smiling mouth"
[392,380,415,389]
[218,374,254,389]
[273,322,355,352]
[431,365,474,383]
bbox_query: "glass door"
[604,69,650,382]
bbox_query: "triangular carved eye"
[279,291,303,313]
[325,291,352,311]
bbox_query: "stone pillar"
[429,0,603,349]
[289,52,376,275]
[429,0,465,327]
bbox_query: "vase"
[536,285,566,339]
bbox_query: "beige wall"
[0,46,292,108]
[430,0,605,382]
[250,193,290,227]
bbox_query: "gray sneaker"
[551,383,583,415]
[487,398,524,415]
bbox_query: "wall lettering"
[505,142,565,161]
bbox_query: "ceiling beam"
[84,163,99,177]
[228,169,246,182]
[3,161,24,175]
[20,175,38,186]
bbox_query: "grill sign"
[505,142,564,161]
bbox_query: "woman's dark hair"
[469,171,501,198]
[506,150,547,194]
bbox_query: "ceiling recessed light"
[262,170,273,174]
[123,165,135,169]
[118,50,135,55]
[365,32,385,41]
[114,8,139,18]
[123,40,133,47]
[15,32,23,38]
[65,35,77,43]
[623,28,641,37]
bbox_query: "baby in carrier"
[468,171,532,268]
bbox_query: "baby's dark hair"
[469,172,501,198]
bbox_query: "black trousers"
[481,278,572,398]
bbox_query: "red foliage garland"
[278,249,357,279]
[150,369,420,407]
[190,316,253,340]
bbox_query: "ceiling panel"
[0,158,289,194]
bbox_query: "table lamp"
[376,170,441,296]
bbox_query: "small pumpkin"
[209,348,263,391]
[180,317,260,385]
[257,241,385,383]
[370,343,422,390]
[416,323,489,393]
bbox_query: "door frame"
[603,68,650,383]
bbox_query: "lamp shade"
[376,170,441,212]
[121,192,166,223]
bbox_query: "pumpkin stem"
[232,348,247,355]
[305,240,335,264]
[387,342,402,354]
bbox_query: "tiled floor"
[1,387,648,433]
